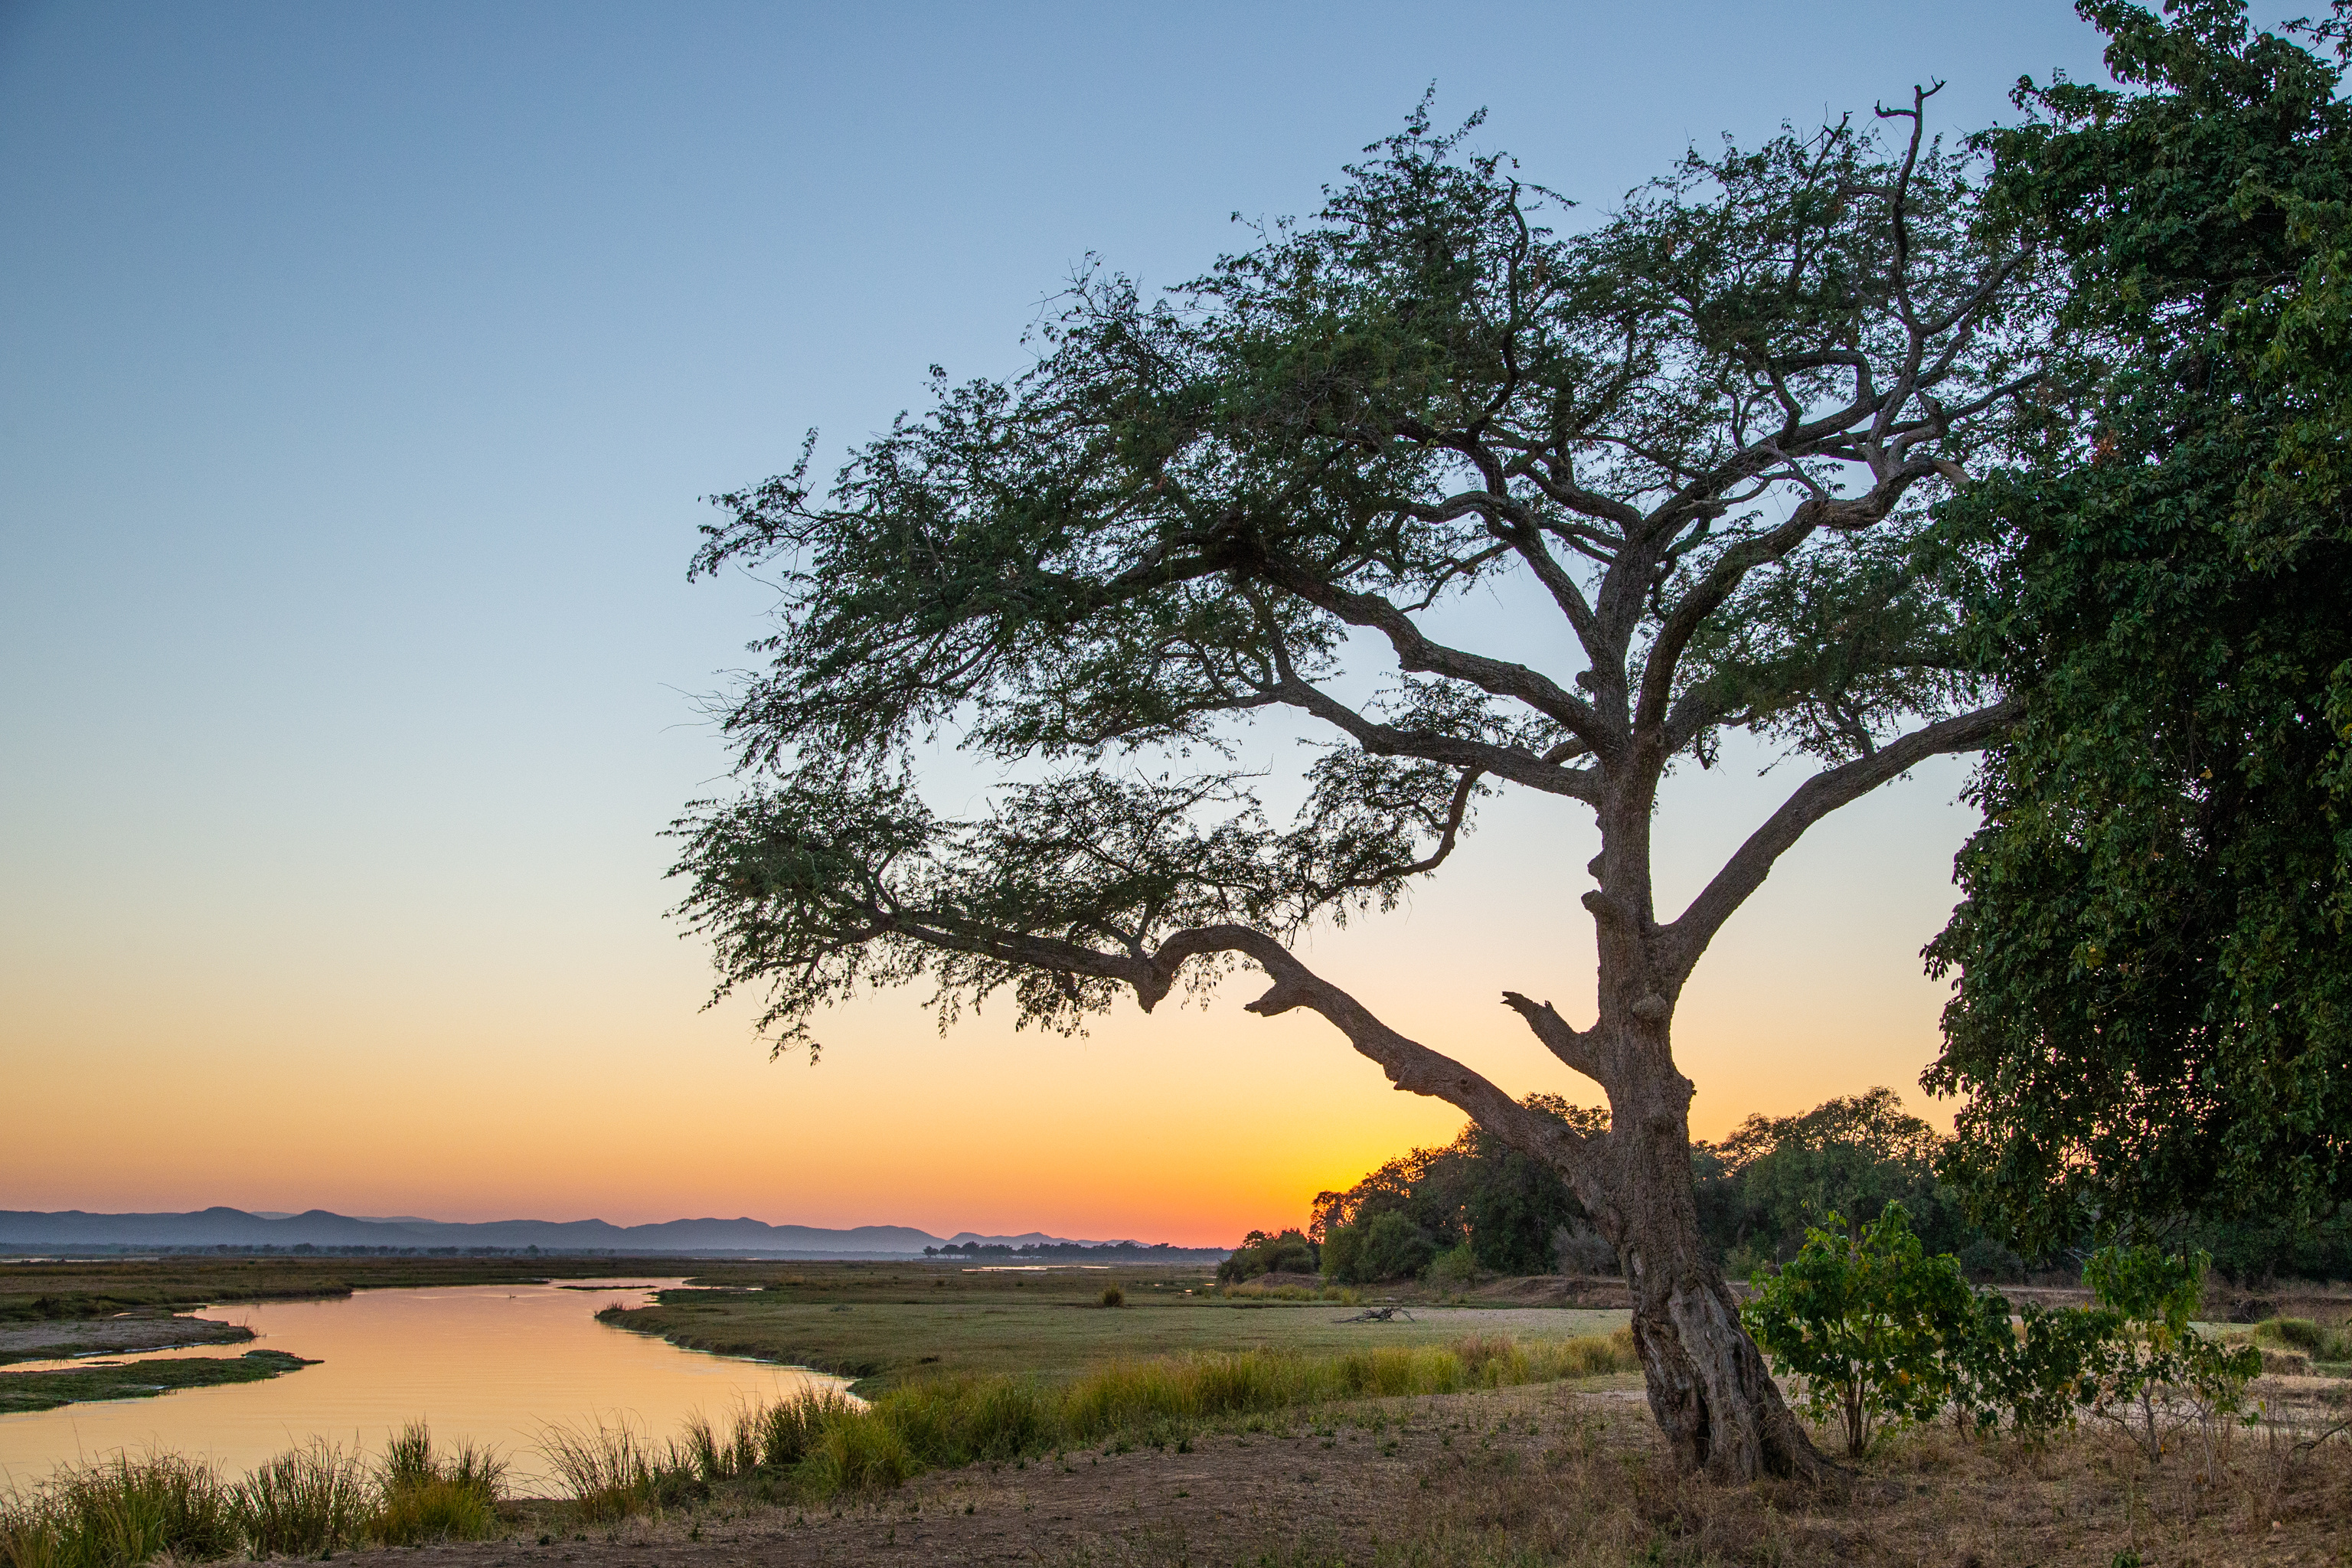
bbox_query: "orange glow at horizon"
[2,752,1973,1248]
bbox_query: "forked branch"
[1501,990,1608,1086]
[1657,698,2017,979]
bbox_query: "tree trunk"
[1598,1047,1828,1482]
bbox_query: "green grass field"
[599,1266,1630,1391]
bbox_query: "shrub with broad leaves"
[1742,1204,1977,1455]
[1947,1291,2123,1440]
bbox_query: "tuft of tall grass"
[537,1414,664,1522]
[877,1374,1056,1464]
[802,1418,916,1494]
[1,1422,518,1568]
[0,1454,238,1568]
[373,1420,506,1546]
[755,1387,861,1469]
[231,1439,372,1557]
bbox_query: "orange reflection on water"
[0,1280,851,1491]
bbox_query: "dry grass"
[224,1376,2352,1568]
[1036,1383,2352,1568]
[523,1328,1642,1522]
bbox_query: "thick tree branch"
[1272,667,1601,804]
[887,907,1605,1183]
[1256,561,1615,756]
[1155,926,1602,1183]
[1501,990,1609,1086]
[1656,698,2017,980]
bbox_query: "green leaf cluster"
[2076,1245,2263,1461]
[1742,1204,1977,1455]
[1926,0,2352,1245]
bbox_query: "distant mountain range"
[0,1207,1223,1259]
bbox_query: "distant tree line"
[1220,1089,2352,1287]
[922,1240,1223,1261]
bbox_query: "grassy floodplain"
[596,1263,1629,1392]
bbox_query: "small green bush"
[373,1421,505,1545]
[2256,1317,2324,1354]
[2079,1246,2262,1462]
[1099,1285,1125,1308]
[1743,1204,1975,1455]
[1426,1243,1478,1289]
[1720,1242,1768,1283]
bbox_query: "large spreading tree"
[1925,0,2352,1250]
[673,96,2040,1479]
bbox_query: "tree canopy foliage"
[1924,0,2352,1250]
[679,53,2039,1482]
[1697,1089,1985,1274]
[674,94,2025,1094]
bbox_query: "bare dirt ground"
[0,1310,250,1366]
[324,1378,2350,1568]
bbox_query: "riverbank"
[0,1350,316,1414]
[0,1256,707,1328]
[5,1301,2346,1566]
[0,1309,253,1367]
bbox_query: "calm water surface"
[0,1279,851,1490]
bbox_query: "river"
[0,1279,852,1491]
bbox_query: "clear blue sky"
[0,2,2267,1235]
